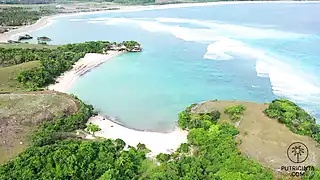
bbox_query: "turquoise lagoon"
[30,2,320,131]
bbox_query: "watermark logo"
[287,142,308,163]
[280,142,315,177]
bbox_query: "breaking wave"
[204,38,320,108]
[79,17,320,117]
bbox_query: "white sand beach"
[48,50,189,156]
[87,115,188,156]
[48,51,122,92]
[47,50,188,156]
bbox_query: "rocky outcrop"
[37,36,51,41]
[18,34,33,41]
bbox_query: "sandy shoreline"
[48,51,122,92]
[0,15,55,43]
[48,51,189,155]
[87,115,188,156]
[1,1,319,43]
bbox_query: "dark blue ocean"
[30,2,320,131]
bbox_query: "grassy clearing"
[0,93,78,164]
[192,100,320,171]
[0,61,39,92]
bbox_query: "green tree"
[87,123,101,136]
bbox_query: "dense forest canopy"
[0,139,147,179]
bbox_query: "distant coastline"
[1,1,319,43]
[0,15,54,43]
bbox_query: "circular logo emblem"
[287,142,308,163]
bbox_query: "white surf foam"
[203,38,253,60]
[83,17,307,42]
[83,17,320,113]
[204,38,320,105]
[155,18,307,39]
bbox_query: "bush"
[209,109,221,121]
[179,143,189,153]
[178,107,221,130]
[264,99,319,143]
[156,153,171,163]
[224,104,246,121]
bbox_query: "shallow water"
[30,2,320,131]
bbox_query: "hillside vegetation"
[192,100,320,175]
[0,92,78,164]
[264,99,320,143]
[150,103,275,179]
[0,41,140,91]
[0,139,147,179]
[0,61,39,92]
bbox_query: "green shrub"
[178,104,221,130]
[224,104,246,121]
[156,153,171,163]
[264,99,319,143]
[209,109,221,121]
[231,114,242,121]
[179,143,189,153]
